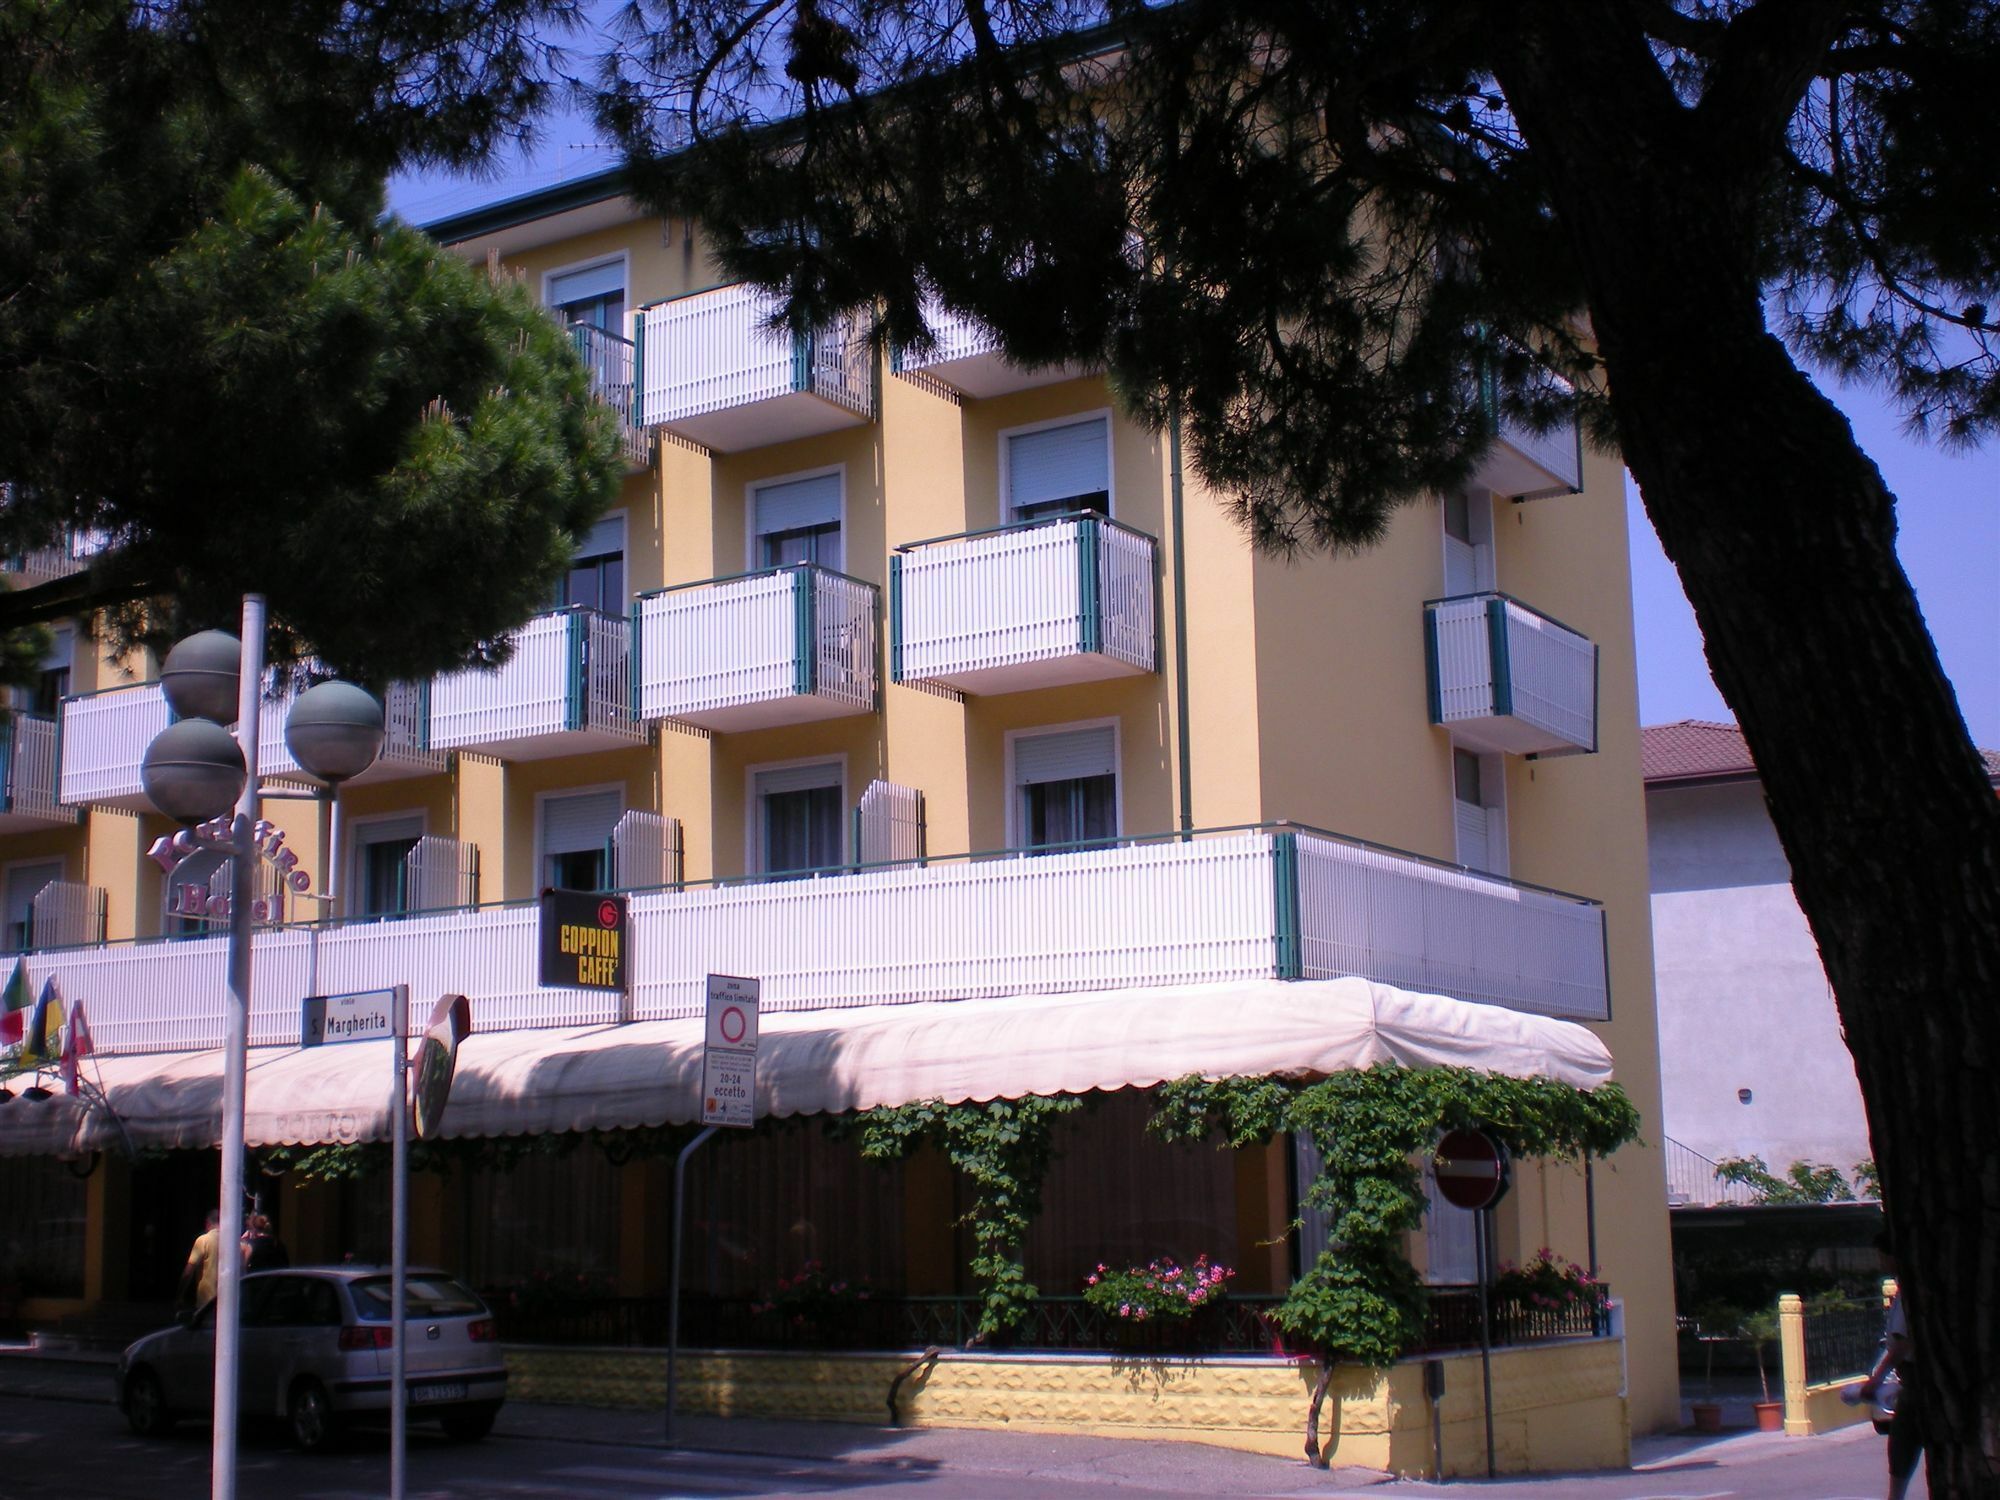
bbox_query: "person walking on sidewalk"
[1859,1232,1922,1500]
[174,1210,222,1318]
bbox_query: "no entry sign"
[1434,1128,1511,1211]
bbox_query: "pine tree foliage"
[0,0,618,682]
[590,4,2000,1488]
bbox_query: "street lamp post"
[141,600,383,1500]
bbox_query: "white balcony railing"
[570,324,651,471]
[426,608,643,760]
[1426,594,1598,757]
[26,822,1608,1058]
[638,283,872,452]
[635,565,877,733]
[1292,831,1608,1021]
[892,515,1156,694]
[58,681,171,811]
[891,295,1085,400]
[1473,366,1583,498]
[0,713,74,830]
[260,678,444,786]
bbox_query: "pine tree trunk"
[1495,17,2000,1495]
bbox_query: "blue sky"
[391,154,1998,749]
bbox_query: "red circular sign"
[597,899,620,928]
[1434,1129,1510,1211]
[719,1005,748,1045]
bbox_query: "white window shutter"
[754,474,842,536]
[549,261,625,306]
[542,790,623,855]
[754,762,842,798]
[1007,419,1108,513]
[1014,726,1116,785]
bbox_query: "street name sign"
[301,988,398,1048]
[701,975,759,1129]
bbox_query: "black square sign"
[539,888,628,992]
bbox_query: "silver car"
[118,1266,508,1450]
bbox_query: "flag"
[0,959,27,1046]
[60,1000,91,1096]
[19,977,63,1067]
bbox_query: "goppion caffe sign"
[538,888,629,992]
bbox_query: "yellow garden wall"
[503,1337,1629,1476]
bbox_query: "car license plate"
[410,1381,468,1405]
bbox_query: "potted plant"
[1739,1305,1785,1432]
[1082,1255,1235,1351]
[1687,1301,1738,1432]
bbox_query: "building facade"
[0,174,1680,1438]
[1644,719,1998,1207]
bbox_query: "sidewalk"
[0,1342,1855,1495]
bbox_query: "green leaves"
[855,1094,1082,1342]
[1151,1065,1639,1365]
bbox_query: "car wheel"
[439,1403,499,1442]
[286,1378,341,1452]
[123,1368,174,1438]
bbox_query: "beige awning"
[10,978,1614,1154]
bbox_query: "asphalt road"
[0,1381,1912,1498]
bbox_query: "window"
[1442,488,1494,596]
[351,815,424,918]
[752,472,842,572]
[1453,747,1508,875]
[541,788,623,893]
[28,628,70,716]
[548,259,626,335]
[1006,416,1110,523]
[556,513,626,615]
[753,762,843,876]
[1012,725,1118,851]
[1423,1166,1483,1284]
[2,860,62,952]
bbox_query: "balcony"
[637,284,872,453]
[1471,367,1583,499]
[1426,594,1598,756]
[24,822,1608,1058]
[426,608,643,760]
[891,514,1156,694]
[0,713,75,831]
[635,565,878,733]
[259,678,444,787]
[58,681,171,811]
[891,299,1085,400]
[570,324,651,472]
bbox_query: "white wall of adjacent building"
[1647,778,1874,1176]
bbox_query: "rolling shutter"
[754,474,842,537]
[549,261,625,306]
[1007,419,1108,514]
[1014,726,1116,786]
[542,790,623,855]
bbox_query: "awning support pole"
[665,1124,718,1447]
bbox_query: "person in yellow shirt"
[175,1210,222,1318]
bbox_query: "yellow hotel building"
[0,170,1679,1469]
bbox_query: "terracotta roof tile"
[1643,719,2000,784]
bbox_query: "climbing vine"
[850,1094,1083,1343]
[1150,1065,1639,1368]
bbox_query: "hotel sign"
[538,889,628,992]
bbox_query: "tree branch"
[1694,0,1849,176]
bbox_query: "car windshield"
[350,1275,485,1321]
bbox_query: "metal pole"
[390,981,410,1500]
[665,1125,717,1447]
[1584,1154,1599,1277]
[1476,1207,1496,1480]
[211,593,265,1500]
